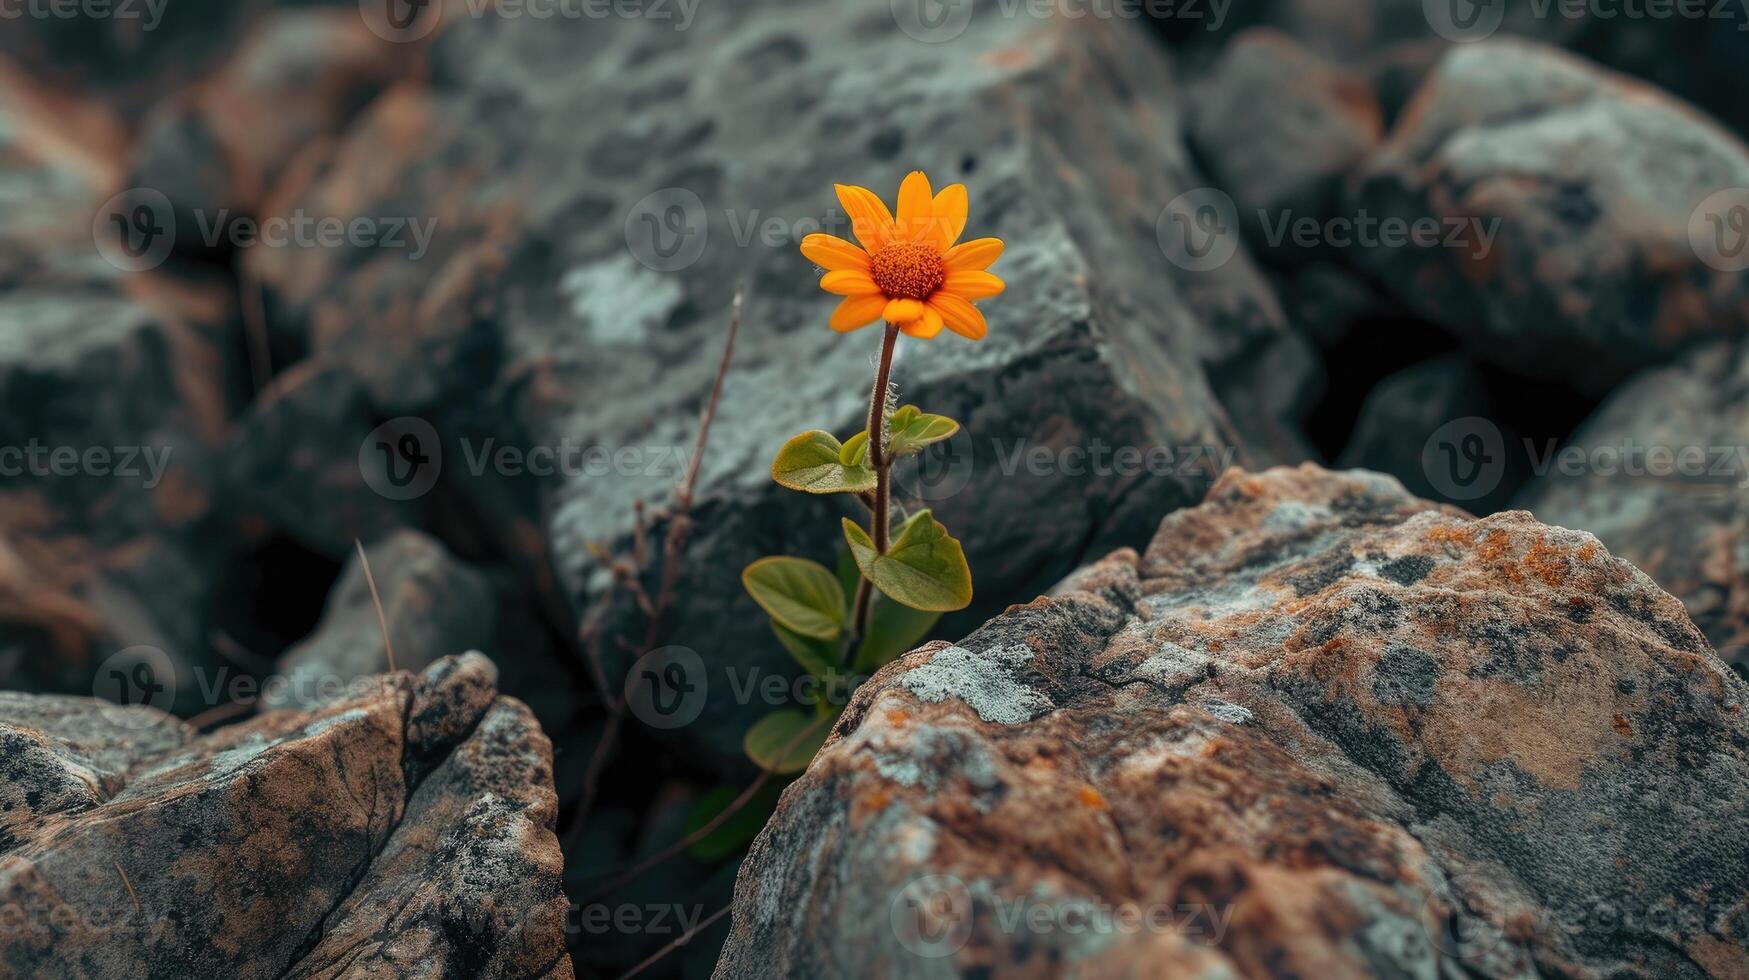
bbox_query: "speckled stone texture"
[717,465,1749,979]
[1350,39,1749,391]
[1518,341,1749,680]
[243,0,1317,766]
[0,653,573,979]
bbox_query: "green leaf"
[854,594,940,672]
[684,782,786,861]
[842,509,973,612]
[839,430,869,466]
[887,405,959,458]
[771,430,877,495]
[744,709,833,774]
[772,621,835,677]
[742,557,845,640]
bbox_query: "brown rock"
[718,465,1749,979]
[0,653,574,979]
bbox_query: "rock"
[1336,353,1494,504]
[0,653,575,978]
[219,358,429,557]
[276,528,578,733]
[0,91,239,713]
[1350,39,1749,391]
[128,8,414,257]
[0,0,303,122]
[1517,341,1749,679]
[718,465,1749,979]
[278,529,496,699]
[245,0,1315,766]
[1188,28,1382,251]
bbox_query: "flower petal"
[900,307,945,340]
[928,293,987,341]
[941,270,1004,300]
[821,269,881,295]
[829,294,888,332]
[943,237,1004,272]
[883,298,926,323]
[801,233,870,272]
[835,184,894,253]
[894,171,934,243]
[928,183,967,251]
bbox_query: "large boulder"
[1517,341,1749,678]
[242,0,1317,766]
[0,653,574,978]
[1350,39,1749,391]
[718,465,1749,979]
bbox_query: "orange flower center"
[869,241,945,300]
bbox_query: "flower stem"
[847,324,900,660]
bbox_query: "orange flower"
[800,171,1004,340]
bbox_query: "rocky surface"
[718,465,1749,979]
[1188,28,1382,250]
[0,653,574,978]
[1350,39,1749,391]
[1518,341,1749,679]
[243,0,1317,765]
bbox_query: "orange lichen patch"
[884,709,910,729]
[1477,529,1514,562]
[1578,542,1597,561]
[1612,714,1634,737]
[854,787,892,821]
[1077,786,1109,811]
[1425,525,1476,547]
[1522,535,1572,587]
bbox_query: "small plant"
[739,171,1006,773]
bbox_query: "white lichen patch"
[1199,698,1254,725]
[1133,641,1215,689]
[560,255,682,345]
[898,645,1051,725]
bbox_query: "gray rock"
[0,93,239,714]
[718,465,1749,979]
[0,653,575,978]
[278,529,496,700]
[1350,39,1749,391]
[219,358,429,558]
[1189,28,1382,248]
[245,0,1315,766]
[1517,341,1749,678]
[1337,353,1492,503]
